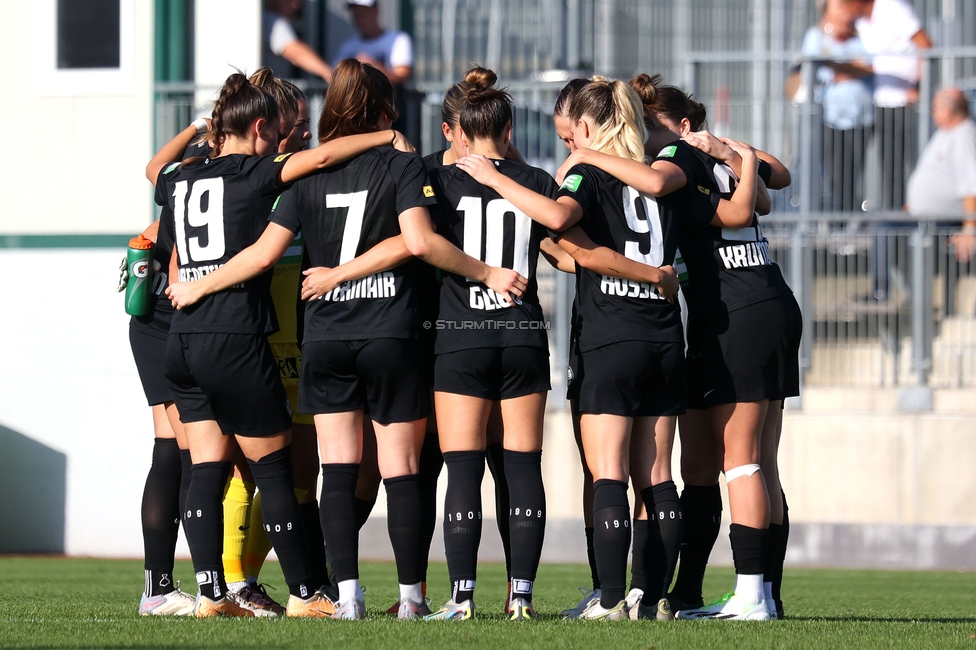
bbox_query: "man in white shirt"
[263,0,333,82]
[333,0,413,87]
[840,0,932,211]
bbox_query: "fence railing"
[153,47,976,393]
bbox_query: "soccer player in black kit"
[559,77,799,621]
[152,70,409,618]
[459,78,685,621]
[420,69,571,621]
[167,59,525,619]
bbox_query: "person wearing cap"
[333,0,413,87]
[262,0,333,82]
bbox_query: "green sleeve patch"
[272,195,281,210]
[657,145,677,159]
[561,174,583,192]
[163,162,181,174]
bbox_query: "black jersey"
[557,163,683,352]
[270,146,437,342]
[429,159,555,354]
[656,142,791,317]
[155,152,292,335]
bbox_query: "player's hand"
[555,149,587,185]
[682,131,736,164]
[456,153,502,187]
[165,280,207,310]
[654,265,680,304]
[391,130,416,154]
[484,266,527,301]
[117,256,129,292]
[951,231,976,262]
[301,266,343,300]
[723,138,757,167]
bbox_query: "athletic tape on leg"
[725,464,761,483]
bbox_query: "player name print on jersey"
[718,239,771,270]
[315,271,397,302]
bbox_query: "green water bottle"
[125,234,154,316]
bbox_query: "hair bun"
[629,73,662,106]
[464,66,497,91]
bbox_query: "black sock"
[443,451,485,603]
[300,500,330,589]
[584,527,600,590]
[648,481,683,600]
[729,523,768,576]
[354,496,376,531]
[671,483,721,603]
[592,479,630,608]
[629,519,649,593]
[504,450,546,601]
[178,449,192,529]
[248,447,311,599]
[764,524,782,589]
[385,474,425,586]
[184,461,231,601]
[773,491,789,611]
[142,438,182,597]
[319,464,360,584]
[418,431,443,583]
[486,442,512,579]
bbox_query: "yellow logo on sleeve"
[274,153,292,163]
[423,185,435,197]
[697,185,711,195]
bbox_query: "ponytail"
[210,70,279,157]
[249,66,299,127]
[636,73,708,132]
[569,77,647,162]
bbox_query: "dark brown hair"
[318,59,398,142]
[210,71,279,157]
[442,65,496,128]
[459,67,512,141]
[631,73,708,132]
[553,78,589,118]
[249,67,299,127]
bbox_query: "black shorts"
[165,333,292,437]
[578,340,686,417]
[130,327,172,406]
[566,337,583,404]
[300,339,431,425]
[434,345,550,400]
[700,294,802,406]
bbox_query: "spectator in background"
[907,88,976,315]
[334,0,413,87]
[795,0,874,212]
[839,0,932,211]
[263,0,333,83]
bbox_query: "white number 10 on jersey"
[456,196,533,281]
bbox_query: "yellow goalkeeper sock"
[221,476,255,586]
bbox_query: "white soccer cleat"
[580,597,628,621]
[675,592,770,621]
[559,587,601,620]
[138,588,196,616]
[625,588,644,621]
[424,599,475,621]
[332,596,366,620]
[397,597,432,620]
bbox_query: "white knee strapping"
[725,463,761,482]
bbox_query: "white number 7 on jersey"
[326,191,368,264]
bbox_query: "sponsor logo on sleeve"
[163,162,180,174]
[271,195,281,211]
[561,174,583,192]
[423,185,435,197]
[274,153,292,163]
[697,185,711,195]
[657,145,677,158]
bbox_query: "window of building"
[57,0,121,69]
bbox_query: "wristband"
[191,117,209,134]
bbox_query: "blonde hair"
[569,76,647,162]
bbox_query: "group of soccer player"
[128,57,800,622]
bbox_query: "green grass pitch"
[1,557,974,648]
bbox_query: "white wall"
[194,0,261,88]
[0,1,155,236]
